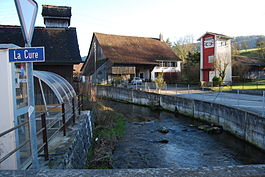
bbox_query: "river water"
[99,100,265,169]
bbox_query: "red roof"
[198,32,233,41]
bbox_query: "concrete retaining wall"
[230,89,264,95]
[97,85,265,150]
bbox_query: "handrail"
[0,121,29,138]
[0,139,30,164]
[35,104,62,117]
[0,94,84,166]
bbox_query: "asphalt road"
[174,92,265,117]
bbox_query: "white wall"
[151,61,181,81]
[0,49,18,170]
[215,38,232,82]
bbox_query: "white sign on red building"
[204,37,214,48]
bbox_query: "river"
[99,99,265,169]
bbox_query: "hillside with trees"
[232,35,265,50]
[165,35,200,83]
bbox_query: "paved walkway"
[160,90,265,117]
[128,83,265,116]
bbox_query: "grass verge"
[208,80,265,91]
[86,101,126,169]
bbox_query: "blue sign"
[9,47,45,63]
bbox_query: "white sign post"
[14,0,39,169]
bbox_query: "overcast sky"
[0,0,265,56]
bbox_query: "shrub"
[212,76,222,86]
[155,73,166,90]
[212,76,222,82]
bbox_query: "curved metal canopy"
[33,70,76,104]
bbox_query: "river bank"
[99,99,265,169]
[96,85,265,151]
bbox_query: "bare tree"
[172,35,195,61]
[256,38,265,58]
[165,38,172,47]
[231,43,239,55]
[232,59,250,82]
[243,40,249,51]
[213,53,231,81]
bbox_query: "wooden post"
[41,113,49,161]
[78,95,81,115]
[62,103,66,136]
[72,97,76,124]
[81,93,84,111]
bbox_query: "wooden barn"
[233,56,265,80]
[81,33,181,84]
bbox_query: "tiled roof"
[233,56,265,66]
[95,32,180,64]
[0,25,81,64]
[198,32,233,41]
[42,5,71,18]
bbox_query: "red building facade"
[201,33,215,81]
[199,32,233,83]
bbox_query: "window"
[17,113,31,167]
[171,62,176,67]
[208,56,214,63]
[218,40,228,47]
[15,63,28,109]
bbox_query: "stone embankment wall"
[97,85,265,151]
[1,165,265,177]
[63,111,94,169]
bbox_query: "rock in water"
[158,139,169,143]
[198,125,211,130]
[159,127,169,134]
[198,125,223,134]
[207,126,223,134]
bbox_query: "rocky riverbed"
[99,99,265,169]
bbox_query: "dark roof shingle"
[233,56,265,66]
[42,5,71,18]
[0,25,81,64]
[95,33,180,65]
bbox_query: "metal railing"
[0,94,83,167]
[35,94,83,161]
[0,121,30,164]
